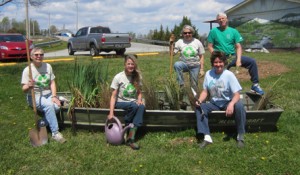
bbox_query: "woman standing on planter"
[108,54,144,150]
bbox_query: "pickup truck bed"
[67,26,131,56]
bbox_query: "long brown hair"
[124,54,141,90]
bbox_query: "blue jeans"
[115,101,144,127]
[174,61,200,88]
[195,101,246,135]
[227,55,259,84]
[27,93,60,134]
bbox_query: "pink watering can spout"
[105,116,134,145]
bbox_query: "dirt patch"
[234,61,290,82]
[169,137,196,146]
[195,61,290,86]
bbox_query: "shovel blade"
[29,127,48,147]
[191,87,197,98]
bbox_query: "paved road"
[44,42,169,58]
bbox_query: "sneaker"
[52,132,66,143]
[251,85,264,95]
[199,140,212,149]
[237,140,245,148]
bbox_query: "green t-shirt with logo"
[110,71,141,102]
[21,62,55,96]
[207,26,243,55]
[174,38,205,67]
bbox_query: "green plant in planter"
[98,82,111,109]
[164,77,181,110]
[163,75,200,111]
[65,61,200,111]
[68,61,109,109]
[142,79,160,110]
[256,76,283,110]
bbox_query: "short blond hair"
[30,47,44,56]
[181,25,195,34]
[216,12,227,19]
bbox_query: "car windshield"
[0,35,25,42]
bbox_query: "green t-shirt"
[207,26,243,55]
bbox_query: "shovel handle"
[25,38,39,129]
[169,44,174,76]
[169,34,175,77]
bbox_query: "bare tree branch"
[0,0,46,7]
[0,0,13,6]
[29,0,47,6]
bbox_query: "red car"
[0,33,33,61]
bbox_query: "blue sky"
[0,0,243,36]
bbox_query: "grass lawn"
[0,51,299,175]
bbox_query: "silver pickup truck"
[67,26,131,56]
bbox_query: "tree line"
[0,15,207,43]
[0,16,58,37]
[135,16,207,45]
[148,16,200,41]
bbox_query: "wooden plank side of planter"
[144,110,196,127]
[208,109,283,132]
[58,107,283,132]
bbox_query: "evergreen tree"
[172,16,199,40]
[147,16,200,41]
[152,29,159,40]
[164,26,171,41]
[158,24,165,41]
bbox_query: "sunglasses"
[34,53,44,57]
[183,32,192,35]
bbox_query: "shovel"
[191,87,205,121]
[169,34,175,77]
[25,41,48,147]
[24,0,48,147]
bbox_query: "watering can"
[105,116,133,145]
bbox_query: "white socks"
[204,135,213,143]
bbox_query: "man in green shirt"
[207,12,264,95]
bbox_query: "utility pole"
[32,19,35,37]
[75,0,78,31]
[48,12,50,37]
[25,0,29,39]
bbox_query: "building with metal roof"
[205,0,300,49]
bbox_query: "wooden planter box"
[58,107,283,133]
[57,92,283,133]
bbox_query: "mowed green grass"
[0,51,299,175]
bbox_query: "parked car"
[0,33,34,61]
[67,26,131,56]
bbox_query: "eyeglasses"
[34,53,44,57]
[183,32,192,35]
